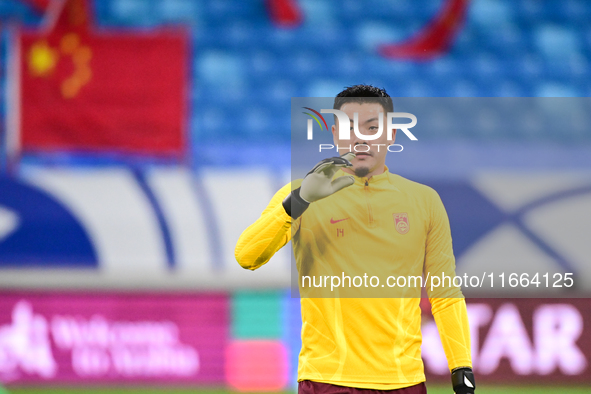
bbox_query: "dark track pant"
[299,380,427,394]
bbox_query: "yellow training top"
[235,167,472,389]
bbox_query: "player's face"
[332,102,395,178]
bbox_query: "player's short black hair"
[334,84,393,113]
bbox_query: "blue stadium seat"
[109,0,156,26]
[1,0,591,166]
[156,0,202,24]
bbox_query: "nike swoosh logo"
[330,217,349,224]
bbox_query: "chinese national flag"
[20,0,188,157]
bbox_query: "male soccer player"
[235,85,475,394]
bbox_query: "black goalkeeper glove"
[282,152,355,219]
[451,367,476,394]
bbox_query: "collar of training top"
[334,166,399,190]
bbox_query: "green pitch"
[4,387,591,394]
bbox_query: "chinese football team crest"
[393,213,409,234]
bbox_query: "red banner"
[20,0,188,157]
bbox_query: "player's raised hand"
[300,152,355,203]
[282,152,355,219]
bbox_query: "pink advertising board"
[423,298,591,384]
[0,292,229,385]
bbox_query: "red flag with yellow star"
[19,0,188,157]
